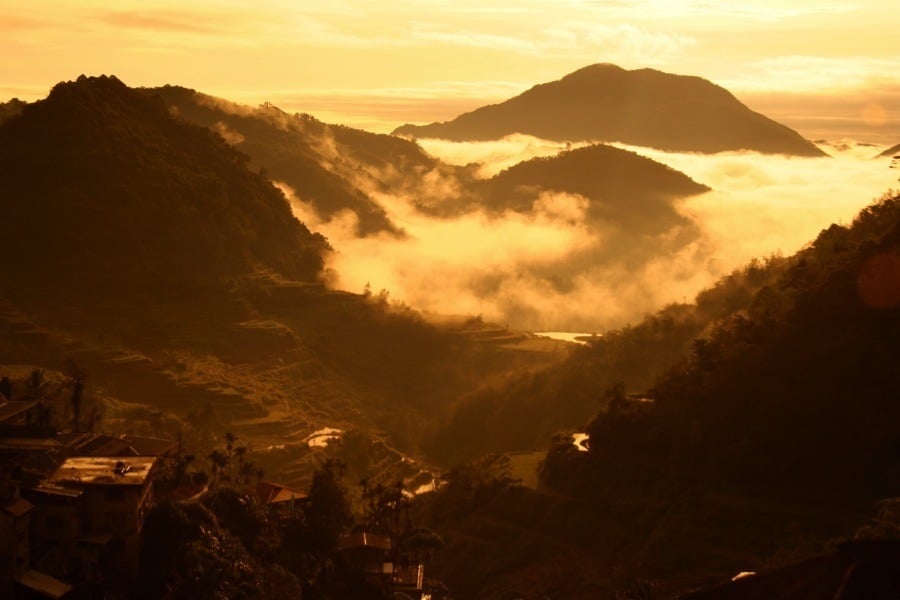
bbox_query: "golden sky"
[2,0,899,139]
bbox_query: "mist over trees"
[1,68,898,599]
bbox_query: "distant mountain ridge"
[394,64,826,156]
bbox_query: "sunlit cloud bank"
[611,142,898,265]
[299,136,898,333]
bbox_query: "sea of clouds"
[284,134,898,332]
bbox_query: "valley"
[0,58,898,599]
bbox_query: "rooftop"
[48,456,157,487]
[256,481,308,505]
[17,569,73,599]
[26,482,84,499]
[3,496,34,517]
[0,437,63,452]
[120,434,177,457]
[338,531,392,552]
[58,433,138,457]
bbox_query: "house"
[0,493,33,588]
[255,481,308,508]
[679,539,900,599]
[393,563,425,597]
[0,437,64,483]
[0,487,73,600]
[337,532,393,588]
[336,532,426,599]
[46,457,157,538]
[15,569,72,599]
[55,433,137,458]
[21,484,82,544]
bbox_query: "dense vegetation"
[420,193,900,598]
[549,192,900,501]
[3,73,897,598]
[0,75,328,298]
[427,254,786,464]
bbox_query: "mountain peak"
[48,74,130,103]
[394,65,825,156]
[562,62,626,77]
[0,76,328,296]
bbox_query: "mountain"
[150,86,443,236]
[877,142,900,158]
[481,143,709,233]
[0,75,328,297]
[0,75,568,496]
[394,64,826,156]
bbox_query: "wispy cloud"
[96,10,232,34]
[411,28,537,52]
[568,0,858,21]
[722,55,900,93]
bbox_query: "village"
[0,369,433,599]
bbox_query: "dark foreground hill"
[0,75,328,296]
[394,64,826,156]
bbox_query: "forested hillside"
[420,192,900,598]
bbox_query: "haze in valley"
[3,3,900,599]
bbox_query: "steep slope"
[394,64,825,156]
[0,75,328,297]
[151,86,442,236]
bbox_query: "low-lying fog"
[289,135,898,332]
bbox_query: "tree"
[361,479,410,538]
[25,369,43,400]
[306,459,352,552]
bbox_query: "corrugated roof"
[3,496,34,517]
[119,434,177,457]
[0,437,62,451]
[48,456,157,487]
[26,482,83,499]
[76,435,137,457]
[255,481,308,504]
[338,531,391,551]
[17,569,72,599]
